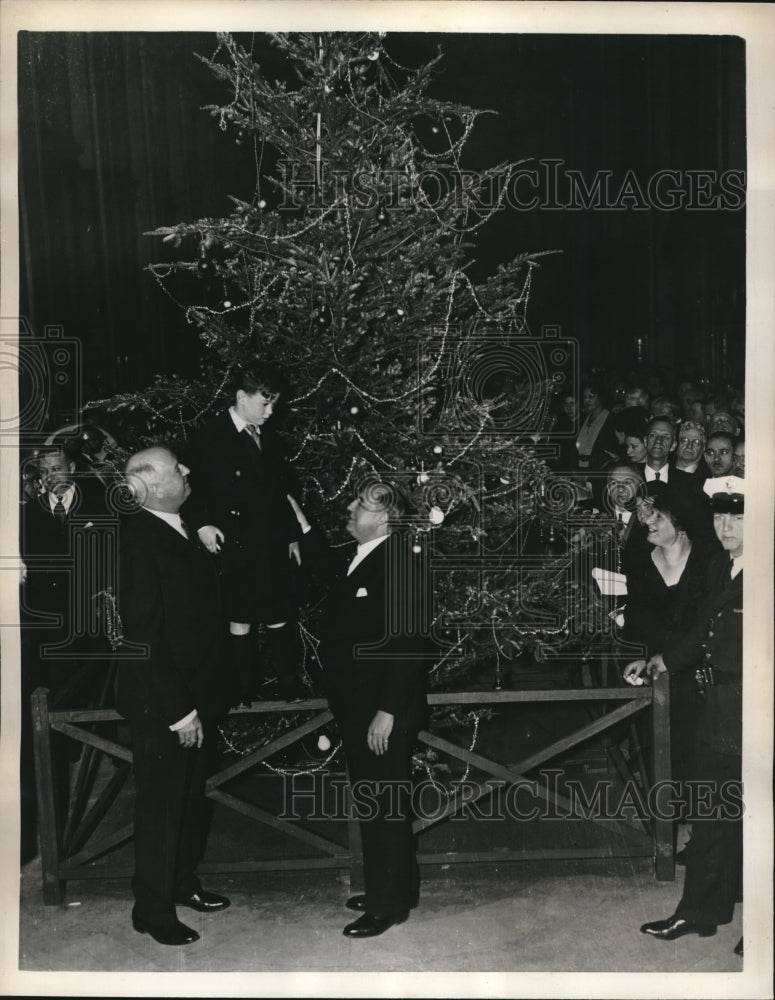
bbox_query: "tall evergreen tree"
[98,33,605,727]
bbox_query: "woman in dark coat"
[621,487,711,786]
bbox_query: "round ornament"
[429,506,445,525]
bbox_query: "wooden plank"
[228,698,330,714]
[427,689,652,705]
[51,721,133,763]
[207,788,347,858]
[417,718,650,838]
[66,762,131,857]
[206,710,333,791]
[416,846,652,864]
[509,699,645,773]
[49,708,122,723]
[31,688,64,904]
[63,822,134,871]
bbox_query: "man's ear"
[669,439,677,452]
[235,389,246,407]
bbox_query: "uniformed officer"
[636,475,744,954]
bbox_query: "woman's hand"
[367,710,394,755]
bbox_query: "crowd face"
[714,512,744,559]
[625,388,648,409]
[624,435,648,463]
[582,388,603,417]
[37,452,76,497]
[643,507,681,549]
[606,467,643,511]
[704,435,735,477]
[733,440,745,476]
[237,389,279,427]
[686,401,706,425]
[644,420,675,466]
[676,426,705,466]
[562,395,578,421]
[707,411,739,437]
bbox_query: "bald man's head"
[125,447,191,512]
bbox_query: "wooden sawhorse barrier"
[31,672,672,904]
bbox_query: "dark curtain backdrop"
[18,32,745,426]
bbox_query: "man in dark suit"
[632,476,744,955]
[183,364,305,703]
[290,481,432,938]
[672,420,708,483]
[20,446,114,691]
[19,446,116,861]
[117,447,230,946]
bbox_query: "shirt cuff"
[169,709,197,731]
[302,523,312,534]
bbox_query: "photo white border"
[1,2,773,997]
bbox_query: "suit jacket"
[183,409,299,552]
[663,550,742,756]
[302,530,431,734]
[115,507,225,727]
[20,475,114,631]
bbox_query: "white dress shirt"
[644,464,669,483]
[48,484,76,514]
[347,534,389,576]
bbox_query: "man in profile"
[117,447,229,946]
[290,480,432,939]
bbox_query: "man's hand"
[645,653,667,678]
[289,541,301,566]
[176,714,204,749]
[367,710,394,755]
[198,525,225,554]
[623,659,647,685]
[287,494,311,532]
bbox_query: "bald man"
[117,448,229,945]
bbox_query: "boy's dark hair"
[234,363,286,399]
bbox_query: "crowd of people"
[18,364,744,953]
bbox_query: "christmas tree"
[94,32,612,752]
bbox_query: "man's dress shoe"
[640,915,717,940]
[343,911,408,938]
[132,914,199,946]
[345,894,417,913]
[175,890,231,912]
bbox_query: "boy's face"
[237,389,279,427]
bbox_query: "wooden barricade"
[31,674,672,904]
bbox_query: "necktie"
[244,423,262,451]
[53,497,67,525]
[616,512,624,540]
[654,471,661,481]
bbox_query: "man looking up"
[117,448,229,946]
